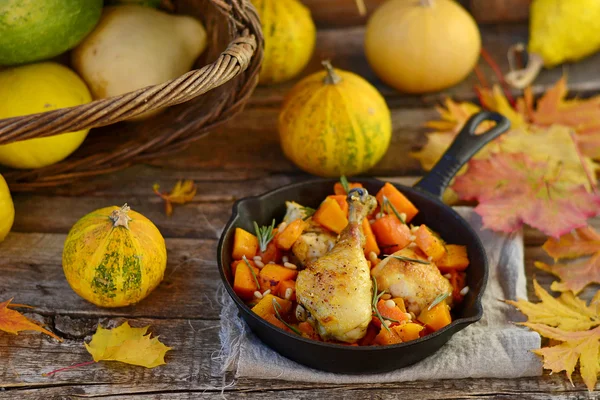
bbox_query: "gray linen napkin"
[218,207,542,382]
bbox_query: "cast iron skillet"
[217,111,511,374]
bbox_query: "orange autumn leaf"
[452,152,600,238]
[543,226,600,261]
[537,226,600,294]
[153,180,197,216]
[0,299,61,341]
[508,282,600,391]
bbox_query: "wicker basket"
[0,0,262,192]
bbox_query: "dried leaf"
[0,299,61,341]
[542,226,600,261]
[536,253,600,294]
[452,152,600,238]
[153,180,197,216]
[526,323,600,391]
[85,321,171,368]
[508,283,600,391]
[506,280,599,331]
[528,77,600,137]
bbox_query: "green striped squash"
[278,61,392,177]
[62,204,167,307]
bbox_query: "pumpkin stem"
[110,204,132,229]
[505,47,544,89]
[322,60,342,85]
[420,0,434,6]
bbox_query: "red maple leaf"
[452,152,600,238]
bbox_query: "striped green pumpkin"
[62,204,167,307]
[278,61,392,177]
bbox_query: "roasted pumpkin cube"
[232,228,258,260]
[376,182,419,223]
[415,225,447,261]
[418,302,452,332]
[437,245,469,272]
[259,264,298,292]
[233,261,259,300]
[313,197,348,234]
[251,294,292,318]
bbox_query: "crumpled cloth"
[218,207,542,383]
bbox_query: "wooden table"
[1,8,599,399]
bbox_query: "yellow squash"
[279,61,391,177]
[365,0,481,94]
[252,0,316,85]
[506,0,600,88]
[0,174,14,242]
[0,62,92,169]
[62,204,167,307]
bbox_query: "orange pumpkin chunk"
[376,182,419,223]
[232,228,258,260]
[437,245,469,272]
[313,197,348,234]
[415,225,447,261]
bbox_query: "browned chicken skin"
[296,188,377,343]
[371,248,453,315]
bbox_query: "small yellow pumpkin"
[0,174,14,242]
[365,0,481,94]
[252,0,316,85]
[279,61,392,177]
[62,204,167,307]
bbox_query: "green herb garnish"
[387,255,430,265]
[372,276,392,333]
[340,175,350,194]
[427,292,450,311]
[300,206,316,219]
[382,195,406,224]
[254,219,276,252]
[242,255,260,290]
[273,298,302,335]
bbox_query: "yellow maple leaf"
[153,180,197,217]
[506,280,599,331]
[85,321,171,368]
[412,78,599,191]
[526,323,600,391]
[508,281,600,391]
[0,298,61,341]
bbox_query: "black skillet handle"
[415,111,511,198]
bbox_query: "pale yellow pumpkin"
[365,0,481,94]
[252,0,316,85]
[62,204,167,308]
[0,62,91,169]
[279,61,392,177]
[0,174,14,242]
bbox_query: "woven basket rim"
[1,0,263,192]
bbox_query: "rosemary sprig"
[340,175,350,194]
[382,195,406,224]
[427,292,450,311]
[242,255,260,290]
[300,206,316,219]
[273,298,302,335]
[386,254,430,265]
[372,276,391,333]
[254,219,276,252]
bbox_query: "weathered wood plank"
[0,314,594,397]
[0,233,222,319]
[248,25,600,108]
[144,107,432,176]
